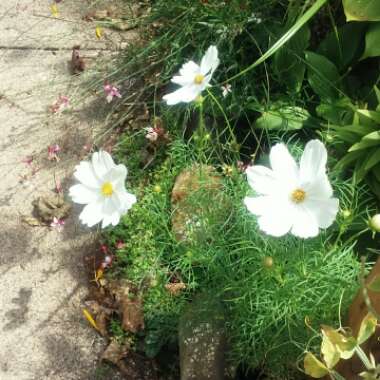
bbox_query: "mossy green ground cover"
[89,0,380,377]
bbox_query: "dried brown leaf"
[71,45,85,74]
[101,340,129,365]
[32,194,71,223]
[165,282,186,296]
[21,216,43,227]
[121,297,144,333]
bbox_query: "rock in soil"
[179,293,228,380]
[171,165,224,243]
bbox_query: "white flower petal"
[269,143,299,184]
[79,201,104,227]
[257,207,294,237]
[200,45,220,75]
[92,150,116,179]
[290,206,319,238]
[104,164,128,187]
[73,161,101,188]
[300,140,327,184]
[304,173,333,199]
[244,196,273,216]
[304,197,339,228]
[163,84,201,105]
[245,165,278,195]
[179,60,200,78]
[245,195,294,237]
[115,190,137,212]
[69,184,99,204]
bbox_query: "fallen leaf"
[50,4,58,17]
[120,297,144,333]
[32,194,71,223]
[21,216,43,227]
[85,300,115,337]
[165,282,186,296]
[71,45,85,74]
[101,340,129,365]
[108,280,144,333]
[95,26,103,39]
[82,308,99,332]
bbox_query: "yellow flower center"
[101,182,113,197]
[194,74,205,85]
[291,188,306,203]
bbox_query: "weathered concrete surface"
[0,1,137,379]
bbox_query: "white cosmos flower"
[244,140,339,238]
[69,151,136,228]
[163,45,220,105]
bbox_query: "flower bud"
[153,185,162,193]
[341,209,352,219]
[369,214,380,233]
[263,256,274,268]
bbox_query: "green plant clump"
[105,135,370,377]
[93,0,380,377]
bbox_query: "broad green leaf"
[255,106,310,130]
[305,51,340,99]
[357,109,380,124]
[321,334,340,369]
[316,99,354,125]
[355,152,373,182]
[373,163,380,182]
[357,313,377,345]
[274,26,310,92]
[228,0,328,82]
[349,131,380,151]
[362,22,380,59]
[365,148,380,171]
[336,150,365,170]
[343,0,380,21]
[318,23,366,69]
[367,174,380,200]
[375,86,380,109]
[368,275,380,292]
[304,353,329,378]
[335,124,375,137]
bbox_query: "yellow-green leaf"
[343,0,380,21]
[321,334,340,369]
[82,308,99,332]
[321,326,356,358]
[50,4,59,18]
[304,352,329,378]
[357,313,377,345]
[95,26,103,39]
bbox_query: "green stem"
[206,88,235,143]
[222,0,328,84]
[355,345,373,370]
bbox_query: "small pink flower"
[48,144,61,161]
[100,244,108,254]
[100,255,113,269]
[51,217,65,231]
[21,156,33,166]
[104,83,121,103]
[51,95,69,113]
[116,241,125,249]
[145,127,159,142]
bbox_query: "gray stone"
[179,294,228,380]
